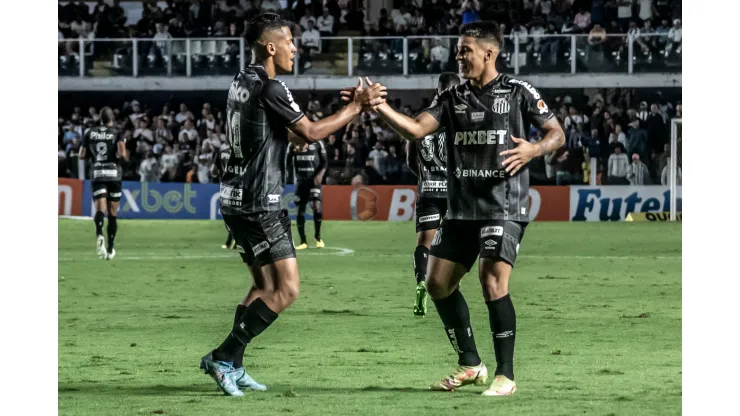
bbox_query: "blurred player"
[199,13,384,397]
[406,72,461,317]
[348,21,565,396]
[79,107,126,260]
[212,140,237,250]
[288,140,327,249]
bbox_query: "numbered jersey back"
[83,125,122,182]
[220,65,305,215]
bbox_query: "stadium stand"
[58,1,682,186]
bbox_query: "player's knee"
[426,273,455,300]
[479,266,511,300]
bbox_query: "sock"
[232,304,247,368]
[413,245,430,284]
[432,289,482,367]
[486,294,516,380]
[212,298,278,362]
[94,211,104,236]
[313,212,323,240]
[297,214,307,244]
[225,231,234,246]
[106,216,117,251]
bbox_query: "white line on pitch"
[58,246,355,262]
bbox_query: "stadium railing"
[58,33,681,77]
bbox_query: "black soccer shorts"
[415,196,447,232]
[430,219,527,271]
[91,181,122,202]
[222,209,296,267]
[294,181,322,206]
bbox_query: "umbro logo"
[494,330,513,338]
[484,239,497,249]
[454,104,467,112]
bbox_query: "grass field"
[58,219,682,416]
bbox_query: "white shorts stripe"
[93,189,107,196]
[109,192,122,198]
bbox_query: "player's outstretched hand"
[340,77,387,109]
[500,136,538,175]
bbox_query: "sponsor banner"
[58,178,83,216]
[570,186,682,222]
[625,212,682,222]
[81,181,302,220]
[322,185,570,221]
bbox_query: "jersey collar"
[467,73,503,93]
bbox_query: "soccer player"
[288,139,328,249]
[199,13,384,397]
[212,140,237,250]
[350,21,565,396]
[79,107,127,260]
[406,72,461,317]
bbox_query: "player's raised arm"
[340,78,439,141]
[288,78,386,143]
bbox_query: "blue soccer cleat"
[199,352,244,397]
[232,366,267,391]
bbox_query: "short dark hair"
[437,72,461,92]
[245,13,290,46]
[459,21,504,50]
[100,107,114,125]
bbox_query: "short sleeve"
[262,80,305,125]
[419,90,448,122]
[513,79,555,129]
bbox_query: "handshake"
[339,77,388,112]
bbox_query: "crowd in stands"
[58,87,681,187]
[59,1,682,76]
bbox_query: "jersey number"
[95,142,108,162]
[227,110,244,158]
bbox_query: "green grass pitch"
[58,219,681,416]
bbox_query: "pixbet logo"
[120,183,197,214]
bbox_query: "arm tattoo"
[536,128,566,157]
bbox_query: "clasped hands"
[339,77,388,112]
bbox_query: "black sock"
[313,212,323,240]
[297,214,307,244]
[232,304,247,368]
[413,245,429,284]
[432,289,481,367]
[106,216,117,251]
[225,232,234,246]
[212,298,278,362]
[486,294,516,380]
[94,211,104,236]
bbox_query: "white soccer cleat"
[96,236,106,258]
[105,249,116,260]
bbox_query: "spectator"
[615,124,627,148]
[368,141,388,176]
[638,0,655,22]
[175,104,194,124]
[178,119,199,152]
[151,23,172,58]
[646,103,667,153]
[260,0,281,13]
[567,123,587,150]
[384,145,403,182]
[299,10,317,31]
[660,157,682,185]
[564,107,588,131]
[617,0,634,29]
[573,8,592,31]
[626,118,649,161]
[666,19,681,56]
[134,119,154,148]
[197,141,216,184]
[155,117,173,145]
[428,39,450,72]
[528,19,545,55]
[636,101,649,122]
[461,0,480,25]
[139,151,161,182]
[655,142,670,178]
[608,146,630,184]
[301,20,321,70]
[627,153,651,185]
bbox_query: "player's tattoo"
[534,128,566,157]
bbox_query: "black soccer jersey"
[423,74,555,222]
[414,128,448,199]
[81,125,123,182]
[220,65,305,215]
[289,141,327,183]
